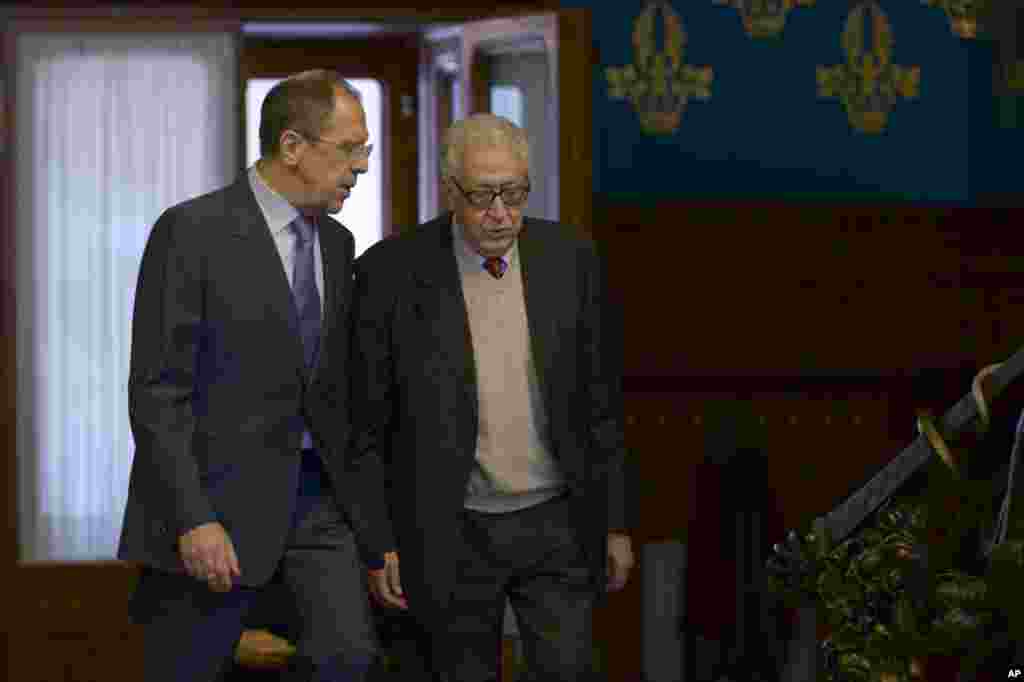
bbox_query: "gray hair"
[439,113,530,182]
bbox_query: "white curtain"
[15,32,238,561]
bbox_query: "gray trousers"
[397,492,598,682]
[129,488,377,682]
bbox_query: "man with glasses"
[348,113,635,680]
[120,69,379,682]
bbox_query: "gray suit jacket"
[348,213,632,631]
[118,176,374,586]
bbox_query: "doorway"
[242,15,563,241]
[420,13,562,225]
[489,49,555,220]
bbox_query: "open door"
[419,10,593,237]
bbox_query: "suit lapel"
[410,215,556,429]
[309,214,346,387]
[517,218,554,417]
[412,215,479,423]
[227,179,305,375]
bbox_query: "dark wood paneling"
[468,50,491,116]
[613,369,993,674]
[0,2,557,22]
[624,382,914,541]
[596,201,1024,378]
[598,198,1024,673]
[3,18,241,31]
[597,380,909,681]
[604,213,1020,674]
[8,562,143,682]
[558,9,593,235]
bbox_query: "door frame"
[452,10,593,235]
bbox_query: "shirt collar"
[451,215,518,270]
[248,163,301,236]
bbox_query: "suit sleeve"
[347,251,399,565]
[581,241,632,535]
[128,207,215,538]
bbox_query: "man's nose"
[487,195,512,221]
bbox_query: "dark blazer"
[348,213,631,631]
[118,176,375,586]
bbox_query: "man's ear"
[279,130,304,167]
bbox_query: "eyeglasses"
[450,178,531,210]
[296,131,373,161]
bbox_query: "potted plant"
[768,452,1024,681]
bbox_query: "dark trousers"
[128,450,377,682]
[400,492,597,682]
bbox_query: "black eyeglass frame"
[450,177,531,209]
[293,130,373,161]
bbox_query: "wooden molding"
[0,3,558,23]
[595,200,1024,378]
[558,9,593,235]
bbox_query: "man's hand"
[178,522,241,593]
[368,551,407,609]
[606,532,634,592]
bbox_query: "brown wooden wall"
[604,200,1024,549]
[599,201,1024,378]
[605,201,1024,548]
[591,199,1024,679]
[8,563,143,682]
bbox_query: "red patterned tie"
[483,256,507,279]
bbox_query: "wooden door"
[444,10,593,235]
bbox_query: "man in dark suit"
[119,70,381,682]
[349,113,635,680]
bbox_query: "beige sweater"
[453,222,568,513]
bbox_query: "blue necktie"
[289,215,321,372]
[290,217,323,495]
